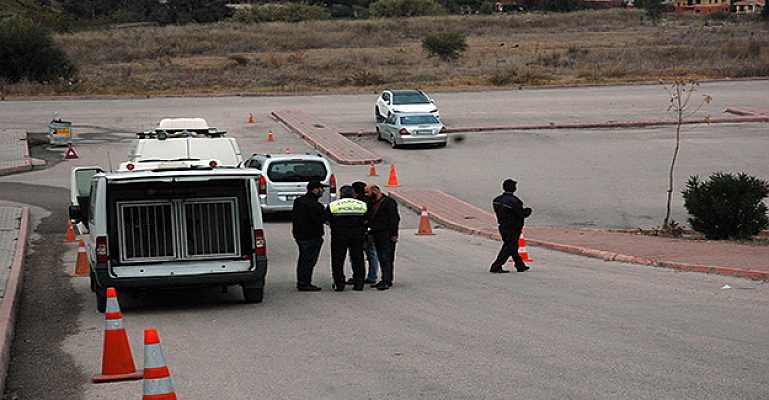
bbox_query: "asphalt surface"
[1,82,768,399]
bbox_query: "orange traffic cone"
[143,328,177,400]
[66,219,76,241]
[248,113,255,124]
[267,129,274,142]
[508,229,533,264]
[74,239,89,277]
[64,145,78,160]
[93,288,143,383]
[385,164,400,187]
[369,162,377,177]
[416,207,434,236]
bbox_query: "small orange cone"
[93,288,143,383]
[74,239,89,277]
[248,113,255,124]
[509,229,533,264]
[267,129,274,142]
[385,164,400,187]
[66,219,76,241]
[416,207,434,236]
[369,162,377,177]
[64,145,78,160]
[143,328,177,400]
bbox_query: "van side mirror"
[69,205,83,224]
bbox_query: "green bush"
[233,3,331,23]
[369,0,446,17]
[0,17,75,83]
[682,172,769,240]
[422,31,467,61]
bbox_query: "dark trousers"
[331,234,365,288]
[373,233,396,285]
[491,227,525,270]
[296,238,323,287]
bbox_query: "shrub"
[233,3,331,23]
[369,0,446,17]
[422,31,467,61]
[641,0,665,22]
[0,17,75,83]
[349,69,386,86]
[763,2,769,20]
[682,172,769,240]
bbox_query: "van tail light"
[258,175,267,195]
[209,160,218,168]
[96,236,109,263]
[399,128,410,135]
[254,229,266,257]
[126,163,135,171]
[329,174,337,194]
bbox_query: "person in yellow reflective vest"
[326,185,368,291]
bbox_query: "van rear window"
[267,161,327,182]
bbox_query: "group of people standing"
[291,180,400,292]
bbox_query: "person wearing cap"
[490,178,532,273]
[326,185,368,291]
[292,180,328,291]
[346,181,379,285]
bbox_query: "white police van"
[69,162,268,312]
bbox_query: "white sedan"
[375,90,439,122]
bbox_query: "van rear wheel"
[243,286,263,304]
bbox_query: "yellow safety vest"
[329,198,368,216]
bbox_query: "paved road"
[1,82,768,399]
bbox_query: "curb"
[390,192,769,281]
[271,111,382,166]
[0,135,33,177]
[339,115,769,136]
[0,207,30,395]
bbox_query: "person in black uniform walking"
[365,185,400,290]
[292,180,327,291]
[490,178,532,273]
[326,185,368,291]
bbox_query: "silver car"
[376,112,448,149]
[242,154,337,213]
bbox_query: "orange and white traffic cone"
[66,219,76,241]
[143,328,177,400]
[267,129,274,141]
[73,239,89,277]
[416,207,434,236]
[247,113,255,124]
[515,229,533,263]
[93,288,143,383]
[385,164,400,187]
[369,162,377,177]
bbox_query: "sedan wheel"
[390,135,399,149]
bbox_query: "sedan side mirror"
[69,205,83,224]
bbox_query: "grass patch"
[4,9,769,96]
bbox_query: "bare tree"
[662,80,712,231]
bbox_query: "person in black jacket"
[292,180,327,291]
[365,185,400,290]
[490,178,532,273]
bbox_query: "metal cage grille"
[118,201,176,262]
[182,199,239,258]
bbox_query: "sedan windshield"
[400,115,439,125]
[392,92,429,105]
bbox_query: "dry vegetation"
[5,9,769,96]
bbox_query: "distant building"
[734,0,765,13]
[674,0,729,14]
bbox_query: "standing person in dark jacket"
[292,180,327,291]
[490,178,532,273]
[327,185,368,291]
[347,181,379,285]
[365,185,400,290]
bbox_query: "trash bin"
[48,119,72,146]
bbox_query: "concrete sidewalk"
[391,189,769,281]
[0,207,29,395]
[0,131,31,176]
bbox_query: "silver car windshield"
[393,92,429,105]
[267,160,327,182]
[400,115,439,125]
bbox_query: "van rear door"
[69,166,103,234]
